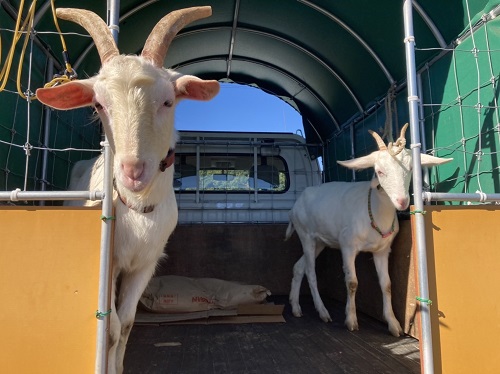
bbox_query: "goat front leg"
[373,249,403,337]
[341,247,359,331]
[108,275,120,374]
[115,264,158,373]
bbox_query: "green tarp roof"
[3,0,499,143]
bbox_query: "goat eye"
[163,100,173,108]
[95,102,103,110]
[377,170,385,177]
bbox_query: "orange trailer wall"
[414,205,500,374]
[0,207,102,373]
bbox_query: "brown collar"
[159,149,175,172]
[116,149,175,213]
[368,187,396,238]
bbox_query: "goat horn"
[389,123,409,156]
[398,123,409,142]
[56,8,119,64]
[368,130,388,151]
[141,6,212,67]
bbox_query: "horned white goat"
[36,7,219,373]
[286,124,452,336]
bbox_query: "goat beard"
[115,168,171,210]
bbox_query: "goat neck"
[368,184,398,237]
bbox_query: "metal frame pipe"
[95,141,114,374]
[423,192,500,203]
[40,59,54,197]
[94,1,120,373]
[350,122,356,181]
[403,1,434,373]
[177,139,323,148]
[253,144,258,202]
[416,73,430,189]
[0,190,104,201]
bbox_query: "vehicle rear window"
[174,153,288,193]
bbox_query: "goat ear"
[173,75,220,101]
[36,80,95,110]
[337,152,378,170]
[420,154,453,167]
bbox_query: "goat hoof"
[345,319,359,332]
[389,322,404,337]
[292,307,303,318]
[320,313,332,323]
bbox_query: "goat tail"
[284,220,295,241]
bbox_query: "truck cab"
[174,131,322,223]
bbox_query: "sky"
[175,82,304,135]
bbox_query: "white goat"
[36,7,219,373]
[286,124,452,336]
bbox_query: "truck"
[173,130,323,224]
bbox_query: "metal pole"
[416,73,430,190]
[95,1,120,373]
[423,191,500,203]
[40,59,54,198]
[403,1,434,373]
[0,190,104,201]
[253,143,258,202]
[195,140,200,204]
[350,123,356,181]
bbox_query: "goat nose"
[122,161,145,181]
[397,197,409,210]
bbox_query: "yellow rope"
[15,0,37,99]
[0,0,32,94]
[49,0,75,77]
[0,0,77,100]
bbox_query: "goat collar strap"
[368,187,396,238]
[159,149,175,172]
[113,179,155,214]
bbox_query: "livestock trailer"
[1,1,500,373]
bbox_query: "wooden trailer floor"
[125,296,420,374]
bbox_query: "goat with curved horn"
[36,6,219,374]
[287,122,452,337]
[56,8,119,64]
[142,6,212,67]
